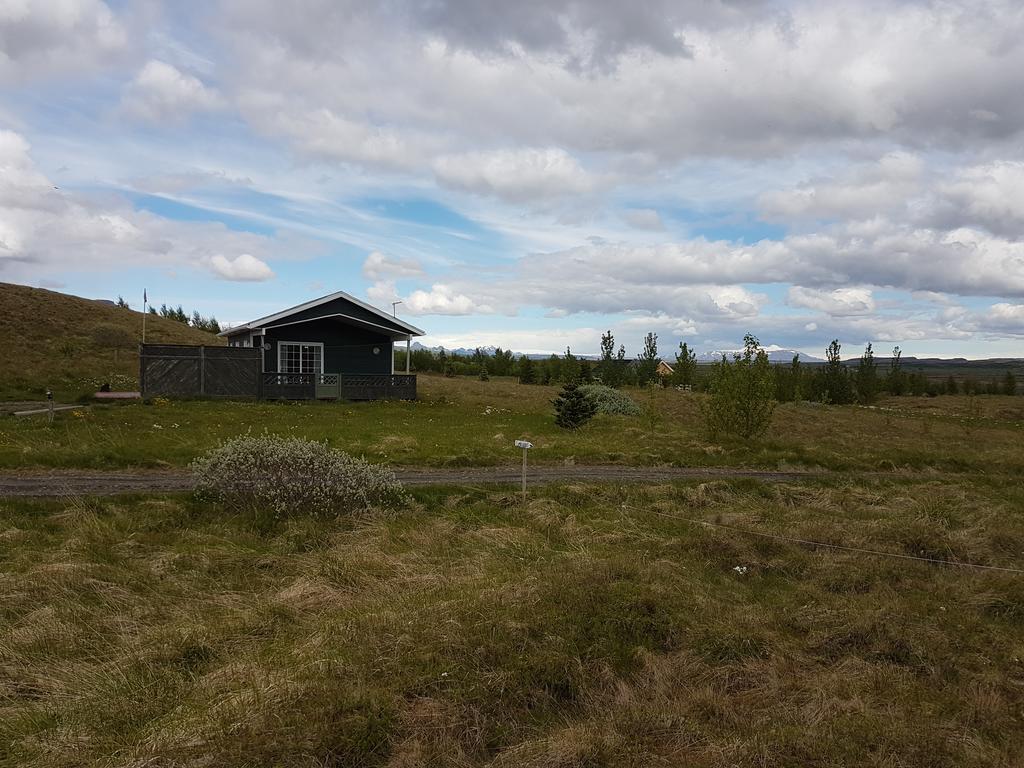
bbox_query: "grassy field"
[2,476,1023,767]
[1,374,1022,473]
[0,282,220,401]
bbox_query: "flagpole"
[142,289,147,344]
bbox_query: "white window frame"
[277,341,324,375]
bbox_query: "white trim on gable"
[219,290,424,337]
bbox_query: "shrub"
[578,384,642,416]
[191,435,408,519]
[553,381,597,429]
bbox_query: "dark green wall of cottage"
[262,318,394,374]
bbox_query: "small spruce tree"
[478,362,490,381]
[579,359,594,383]
[887,346,906,395]
[671,341,698,387]
[946,375,958,395]
[855,342,879,404]
[790,354,803,402]
[822,339,854,404]
[518,355,536,384]
[635,332,659,385]
[562,346,580,383]
[1004,370,1017,396]
[552,380,597,430]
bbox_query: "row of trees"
[115,296,221,334]
[395,331,694,387]
[151,304,222,334]
[774,342,1017,402]
[396,334,1017,398]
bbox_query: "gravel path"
[0,465,829,497]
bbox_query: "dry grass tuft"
[2,477,1023,766]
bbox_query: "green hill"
[0,282,222,400]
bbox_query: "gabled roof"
[219,290,425,338]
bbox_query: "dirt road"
[0,465,828,497]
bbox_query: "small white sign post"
[514,439,533,504]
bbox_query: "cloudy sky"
[2,0,1024,357]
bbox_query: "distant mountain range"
[696,348,824,363]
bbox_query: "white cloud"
[210,253,274,281]
[0,0,127,82]
[622,208,665,230]
[760,153,924,222]
[404,284,495,315]
[433,147,596,203]
[976,303,1024,335]
[424,326,604,356]
[787,286,876,316]
[0,129,284,283]
[122,60,222,123]
[930,161,1024,238]
[362,250,423,281]
[217,0,1024,172]
[241,106,437,171]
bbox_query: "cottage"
[222,290,422,372]
[139,291,424,401]
[219,290,424,399]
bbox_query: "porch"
[261,372,417,401]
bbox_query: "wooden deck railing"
[260,373,416,401]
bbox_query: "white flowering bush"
[578,384,642,416]
[191,435,409,519]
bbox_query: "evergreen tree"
[116,295,129,309]
[617,345,631,384]
[635,332,659,385]
[552,380,597,430]
[518,355,536,384]
[562,346,580,383]
[148,306,158,315]
[579,359,594,383]
[855,342,879,404]
[887,346,906,395]
[478,362,490,381]
[790,354,803,402]
[1004,370,1017,396]
[946,375,958,395]
[597,330,622,387]
[544,353,561,382]
[672,341,698,387]
[822,340,854,404]
[909,372,928,396]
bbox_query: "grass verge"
[1,376,1022,473]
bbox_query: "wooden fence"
[140,345,415,400]
[140,345,261,398]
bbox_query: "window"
[278,342,323,374]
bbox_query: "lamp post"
[391,300,403,317]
